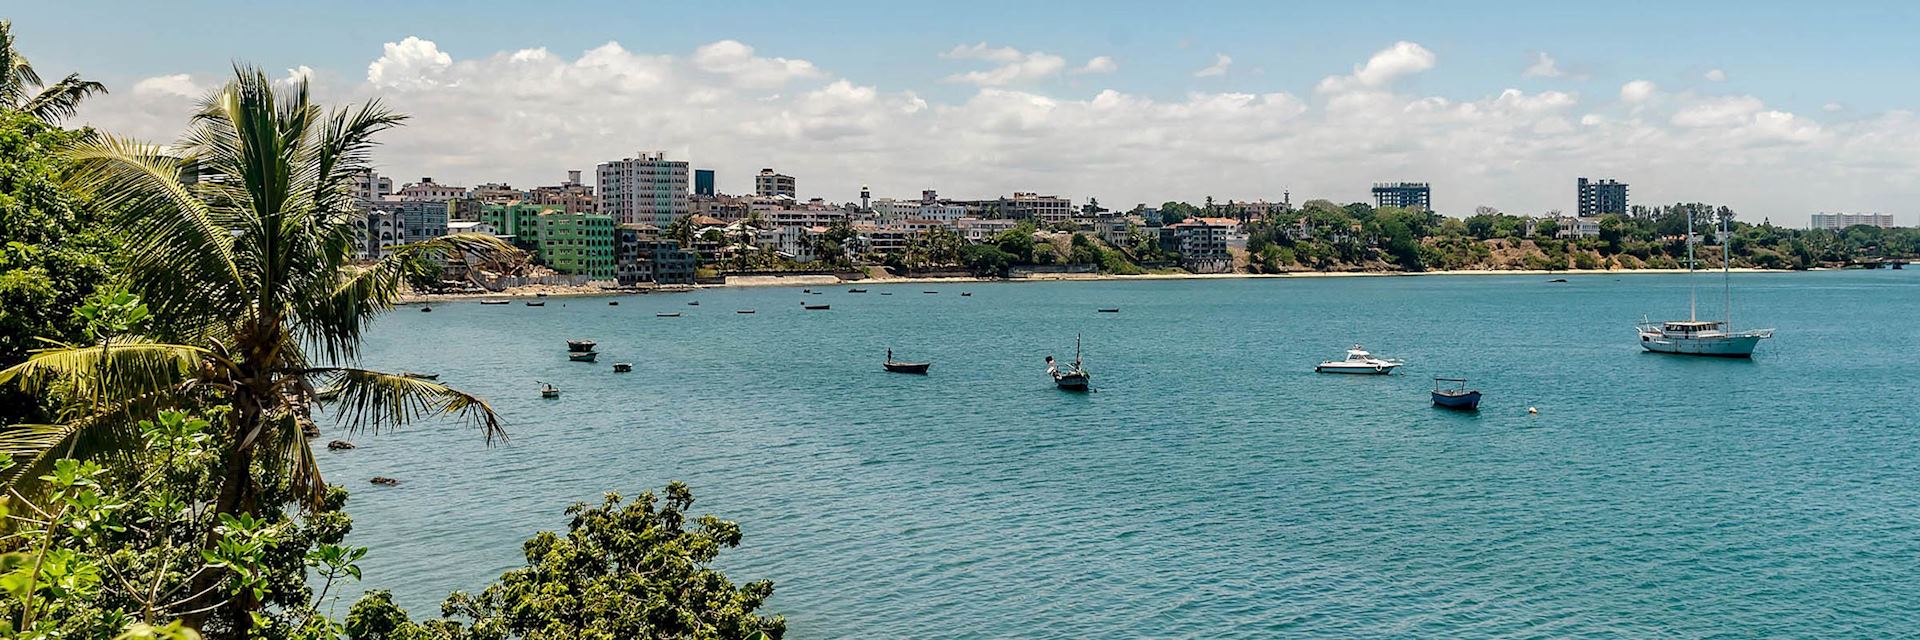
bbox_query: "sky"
[12,0,1920,225]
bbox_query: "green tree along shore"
[0,20,784,640]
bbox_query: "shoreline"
[399,267,1800,303]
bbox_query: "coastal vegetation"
[0,22,786,638]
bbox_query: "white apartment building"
[398,177,468,202]
[352,169,393,204]
[596,151,690,227]
[956,217,1019,243]
[1810,212,1896,230]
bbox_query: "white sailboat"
[1636,209,1772,357]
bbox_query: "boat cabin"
[1660,320,1725,334]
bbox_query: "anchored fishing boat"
[540,382,560,399]
[1431,377,1482,410]
[568,351,599,363]
[883,349,931,374]
[566,340,597,352]
[1047,335,1091,391]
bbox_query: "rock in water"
[370,476,399,486]
[327,440,356,450]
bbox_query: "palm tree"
[0,20,108,123]
[2,65,512,519]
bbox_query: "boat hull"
[1315,363,1399,375]
[1053,373,1090,391]
[1638,332,1764,357]
[568,352,598,362]
[883,362,931,374]
[1432,391,1482,410]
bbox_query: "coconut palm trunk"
[0,65,516,633]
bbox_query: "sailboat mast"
[1687,206,1697,321]
[1722,210,1732,329]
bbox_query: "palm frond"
[0,341,215,407]
[255,409,329,508]
[307,368,505,444]
[297,234,517,362]
[22,73,106,123]
[0,20,42,107]
[65,134,248,334]
[0,387,189,489]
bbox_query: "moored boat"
[566,340,597,352]
[612,363,633,373]
[525,301,545,307]
[479,299,510,305]
[849,288,868,293]
[420,306,432,312]
[540,382,560,398]
[1047,335,1091,391]
[737,309,756,314]
[568,351,599,362]
[1314,345,1402,374]
[883,349,931,374]
[1097,308,1119,313]
[1636,208,1772,357]
[400,371,438,380]
[804,303,830,310]
[1431,377,1482,410]
[656,312,681,318]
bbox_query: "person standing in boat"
[1046,355,1058,377]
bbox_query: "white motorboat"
[1636,208,1772,358]
[1315,345,1402,374]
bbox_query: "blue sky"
[13,1,1920,223]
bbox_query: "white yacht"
[1315,345,1403,374]
[1637,210,1773,358]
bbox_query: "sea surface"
[318,271,1920,639]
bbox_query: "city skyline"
[16,1,1920,224]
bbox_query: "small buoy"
[1527,407,1539,415]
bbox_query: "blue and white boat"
[1431,377,1481,410]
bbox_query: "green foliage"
[351,483,785,640]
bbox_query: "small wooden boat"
[688,301,700,306]
[536,293,549,297]
[525,301,545,307]
[1048,335,1091,391]
[1431,377,1482,410]
[1097,308,1119,313]
[961,292,972,297]
[879,292,894,296]
[568,351,599,363]
[1547,278,1567,283]
[479,299,510,305]
[656,312,681,318]
[608,301,619,306]
[420,306,432,312]
[883,349,930,374]
[923,291,938,294]
[540,382,560,399]
[848,288,868,293]
[612,363,633,373]
[400,371,438,380]
[567,340,597,352]
[737,309,756,314]
[803,304,830,310]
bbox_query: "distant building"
[615,224,697,285]
[352,169,393,204]
[1811,212,1896,230]
[525,171,594,214]
[694,169,716,197]
[446,220,497,237]
[470,182,519,203]
[1166,217,1241,273]
[398,177,468,202]
[992,192,1073,224]
[1206,199,1292,223]
[755,168,796,198]
[596,151,689,227]
[375,198,450,245]
[478,202,562,250]
[690,193,751,222]
[1371,182,1431,211]
[356,209,402,260]
[1577,178,1629,216]
[535,211,616,278]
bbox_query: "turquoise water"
[320,271,1920,638]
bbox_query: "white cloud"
[1073,56,1117,75]
[1193,54,1232,78]
[281,65,315,86]
[941,42,1066,86]
[1704,68,1727,82]
[65,37,1920,227]
[132,74,201,98]
[1620,80,1658,103]
[1523,52,1563,78]
[367,36,451,89]
[1823,102,1845,112]
[690,40,822,88]
[1316,41,1435,92]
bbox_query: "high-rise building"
[1810,212,1896,230]
[1577,178,1629,216]
[595,151,689,227]
[755,168,796,198]
[374,198,450,244]
[1371,182,1431,211]
[535,211,616,278]
[694,169,716,197]
[351,169,393,204]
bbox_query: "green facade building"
[536,211,616,278]
[478,202,557,248]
